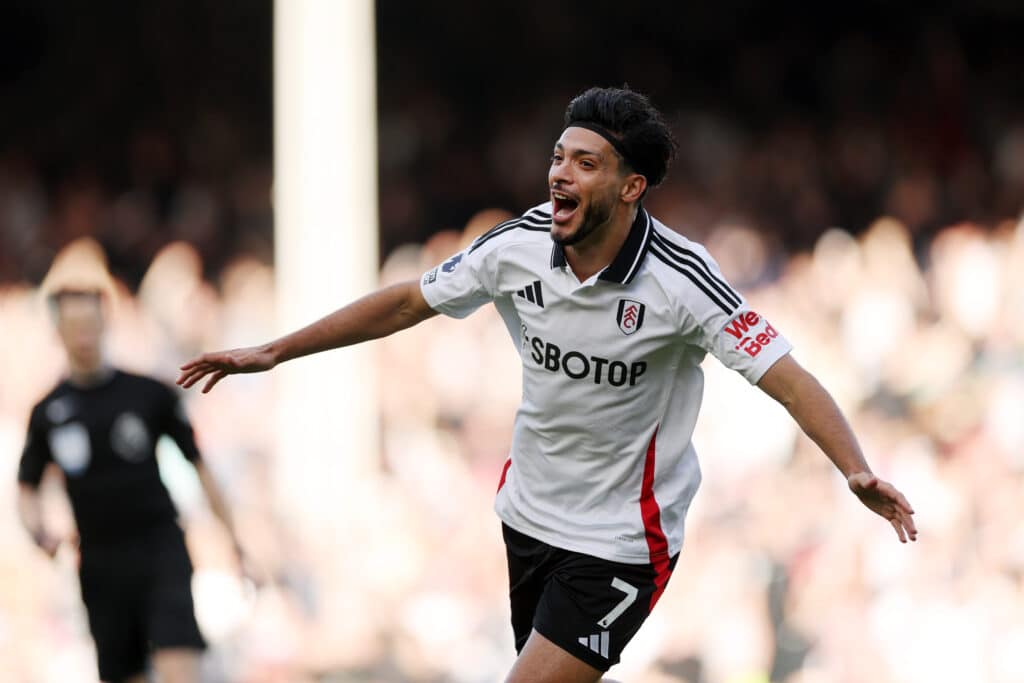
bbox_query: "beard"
[552,194,615,247]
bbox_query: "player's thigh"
[503,523,553,653]
[533,549,677,672]
[505,629,604,683]
[146,526,206,652]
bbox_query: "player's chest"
[502,268,678,359]
[43,393,160,475]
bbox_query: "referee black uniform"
[19,369,206,682]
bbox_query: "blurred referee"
[178,86,917,683]
[18,287,243,683]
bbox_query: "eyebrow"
[553,142,604,160]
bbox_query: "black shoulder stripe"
[652,231,741,307]
[651,232,741,308]
[471,209,550,246]
[470,218,520,250]
[518,216,551,229]
[476,216,521,241]
[520,209,552,224]
[469,219,549,254]
[650,245,737,315]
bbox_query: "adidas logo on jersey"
[578,631,610,659]
[516,280,544,308]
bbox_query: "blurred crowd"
[377,4,1024,255]
[1,204,1022,682]
[0,128,274,289]
[4,4,1024,290]
[0,0,273,288]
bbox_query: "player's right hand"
[176,345,277,393]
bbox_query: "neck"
[68,360,112,388]
[565,204,638,282]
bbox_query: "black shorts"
[78,523,206,681]
[503,523,678,672]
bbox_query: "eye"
[550,153,563,163]
[579,159,595,169]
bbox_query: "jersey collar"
[549,206,652,285]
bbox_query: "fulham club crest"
[616,299,646,335]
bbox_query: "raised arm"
[757,354,918,543]
[177,280,436,393]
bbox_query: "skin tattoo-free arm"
[757,354,917,543]
[177,281,436,393]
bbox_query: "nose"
[549,158,572,189]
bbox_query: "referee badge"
[48,422,91,476]
[616,299,646,335]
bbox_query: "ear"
[620,173,647,203]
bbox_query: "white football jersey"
[420,202,792,564]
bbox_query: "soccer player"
[177,86,917,683]
[18,288,245,683]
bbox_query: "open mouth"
[551,190,579,224]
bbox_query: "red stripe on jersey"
[496,457,512,493]
[641,426,671,610]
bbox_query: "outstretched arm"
[177,279,436,393]
[757,354,918,543]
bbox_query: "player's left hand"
[848,472,917,543]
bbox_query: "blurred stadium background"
[2,1,1023,681]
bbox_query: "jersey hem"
[419,277,449,314]
[741,342,793,384]
[496,510,679,566]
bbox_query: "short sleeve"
[675,246,793,384]
[704,307,793,383]
[18,408,52,487]
[161,384,201,462]
[419,244,498,319]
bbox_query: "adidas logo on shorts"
[578,631,610,659]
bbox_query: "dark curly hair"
[564,86,678,188]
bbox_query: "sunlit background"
[1,1,1023,682]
